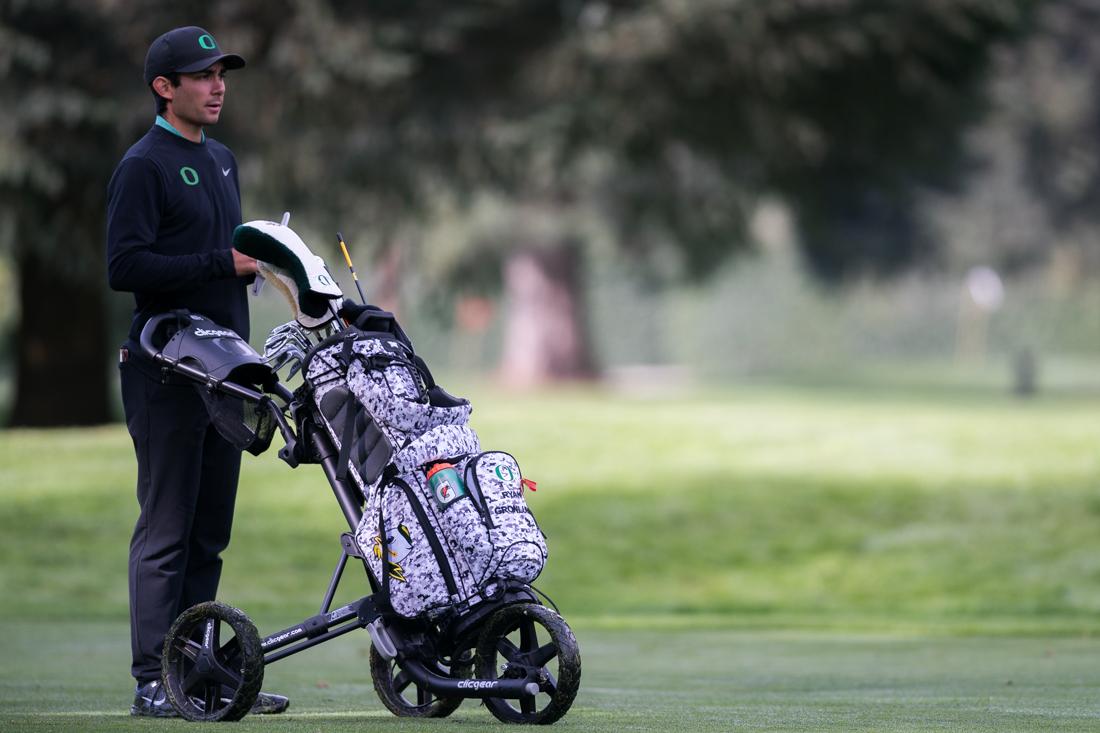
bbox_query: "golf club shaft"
[337,232,368,304]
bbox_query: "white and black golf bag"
[302,304,547,619]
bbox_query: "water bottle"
[426,462,467,509]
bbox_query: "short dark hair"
[151,72,181,115]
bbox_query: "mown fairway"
[2,386,1099,729]
[2,622,1099,732]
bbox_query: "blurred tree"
[1014,0,1100,275]
[916,0,1100,280]
[322,0,1031,382]
[230,0,1031,383]
[0,2,130,425]
[0,0,285,426]
[0,0,1035,421]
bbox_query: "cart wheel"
[161,601,263,721]
[370,645,472,718]
[475,603,581,724]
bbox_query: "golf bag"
[303,304,547,619]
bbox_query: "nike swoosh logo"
[222,168,231,177]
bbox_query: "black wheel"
[475,603,581,724]
[370,644,472,718]
[161,601,263,722]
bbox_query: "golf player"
[106,26,287,717]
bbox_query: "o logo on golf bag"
[198,34,217,50]
[179,166,200,186]
[495,465,516,482]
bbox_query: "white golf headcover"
[232,212,344,329]
[257,260,336,329]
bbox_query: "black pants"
[120,360,241,683]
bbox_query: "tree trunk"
[8,254,111,426]
[498,241,598,387]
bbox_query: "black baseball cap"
[144,26,245,85]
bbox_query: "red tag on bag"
[521,478,538,492]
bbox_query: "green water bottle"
[426,462,467,509]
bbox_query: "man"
[106,26,287,717]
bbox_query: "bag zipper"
[463,453,495,529]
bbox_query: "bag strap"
[339,332,356,369]
[375,504,394,603]
[335,403,356,482]
[412,354,436,389]
[339,301,415,352]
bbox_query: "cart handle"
[137,312,301,466]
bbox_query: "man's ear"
[151,76,175,102]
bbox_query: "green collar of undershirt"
[155,115,205,143]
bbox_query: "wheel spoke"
[416,684,431,706]
[521,694,536,715]
[519,620,536,652]
[393,669,413,694]
[496,637,520,661]
[181,666,204,695]
[203,681,220,713]
[203,618,220,651]
[531,641,559,668]
[176,638,202,662]
[210,657,243,689]
[542,668,559,695]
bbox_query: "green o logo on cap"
[179,167,200,186]
[198,34,216,50]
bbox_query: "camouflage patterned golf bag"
[302,304,548,619]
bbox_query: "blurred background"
[8,8,1100,729]
[3,0,1100,420]
[4,0,1100,640]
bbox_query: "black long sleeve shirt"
[107,122,249,342]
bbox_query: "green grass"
[1,622,1099,731]
[2,386,1100,728]
[4,385,1099,631]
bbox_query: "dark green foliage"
[0,0,1041,271]
[0,0,1035,422]
[1014,1,1100,259]
[580,1,1033,280]
[203,0,1034,280]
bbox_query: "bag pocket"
[346,340,471,438]
[418,460,495,586]
[317,385,393,489]
[465,452,547,584]
[357,475,480,619]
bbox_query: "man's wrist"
[215,248,237,279]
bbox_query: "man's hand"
[232,248,259,276]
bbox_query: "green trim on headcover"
[232,225,312,294]
[233,218,343,318]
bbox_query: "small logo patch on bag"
[433,477,460,506]
[372,523,413,582]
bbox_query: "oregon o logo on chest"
[179,166,200,186]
